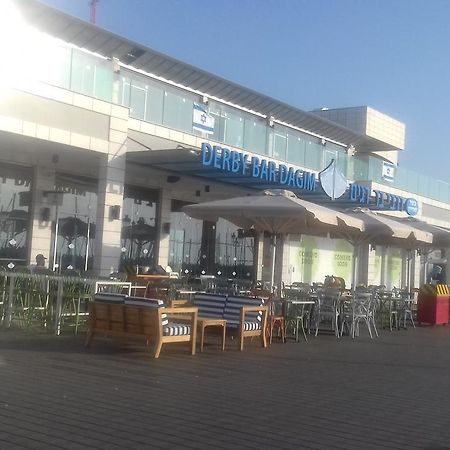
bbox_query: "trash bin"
[417,284,449,325]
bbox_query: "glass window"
[163,89,193,132]
[169,200,203,276]
[0,165,32,269]
[208,101,225,143]
[304,139,322,171]
[71,51,95,97]
[39,43,71,89]
[287,133,306,166]
[117,75,131,107]
[272,129,287,160]
[243,118,267,154]
[215,219,254,279]
[71,50,113,101]
[120,185,159,273]
[52,174,98,273]
[94,60,113,102]
[129,78,147,120]
[222,106,244,148]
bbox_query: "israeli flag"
[382,161,395,182]
[193,103,215,135]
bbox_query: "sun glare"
[0,0,63,86]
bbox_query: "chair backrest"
[224,295,265,328]
[316,288,341,313]
[193,293,227,319]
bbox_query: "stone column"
[93,112,128,276]
[357,244,370,287]
[28,165,56,266]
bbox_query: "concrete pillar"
[157,188,172,269]
[93,113,127,276]
[357,244,370,287]
[28,165,56,266]
[380,246,387,287]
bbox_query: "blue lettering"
[213,146,221,169]
[305,172,316,191]
[373,190,383,207]
[260,159,268,180]
[242,154,249,175]
[222,147,231,171]
[252,156,260,177]
[201,142,213,166]
[349,183,358,201]
[295,170,303,189]
[231,151,240,173]
[268,161,276,182]
[286,168,295,187]
[279,164,288,184]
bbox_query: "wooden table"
[197,317,227,352]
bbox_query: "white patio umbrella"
[338,208,433,290]
[182,189,364,290]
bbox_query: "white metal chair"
[340,292,378,339]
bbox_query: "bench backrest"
[92,294,167,335]
[193,293,227,319]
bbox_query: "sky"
[41,0,450,183]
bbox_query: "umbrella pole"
[270,234,277,293]
[84,216,91,272]
[352,243,359,292]
[52,206,59,272]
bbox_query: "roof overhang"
[17,0,399,154]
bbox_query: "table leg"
[200,324,205,352]
[222,324,226,351]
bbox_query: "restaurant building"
[1,0,449,289]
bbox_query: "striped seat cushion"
[124,297,168,326]
[94,293,126,303]
[243,321,262,331]
[224,295,265,329]
[193,293,227,319]
[163,322,191,336]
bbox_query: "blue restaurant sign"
[349,183,418,216]
[200,142,418,216]
[201,143,316,192]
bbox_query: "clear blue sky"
[41,0,450,183]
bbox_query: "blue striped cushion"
[163,322,191,336]
[193,293,227,319]
[94,293,126,303]
[224,295,265,328]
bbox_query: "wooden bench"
[193,293,268,351]
[85,293,198,358]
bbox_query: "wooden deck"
[1,325,450,449]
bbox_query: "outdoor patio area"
[1,326,450,449]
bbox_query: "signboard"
[201,143,316,192]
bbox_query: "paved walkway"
[1,325,450,449]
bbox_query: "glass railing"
[29,40,450,205]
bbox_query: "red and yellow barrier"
[417,284,450,325]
